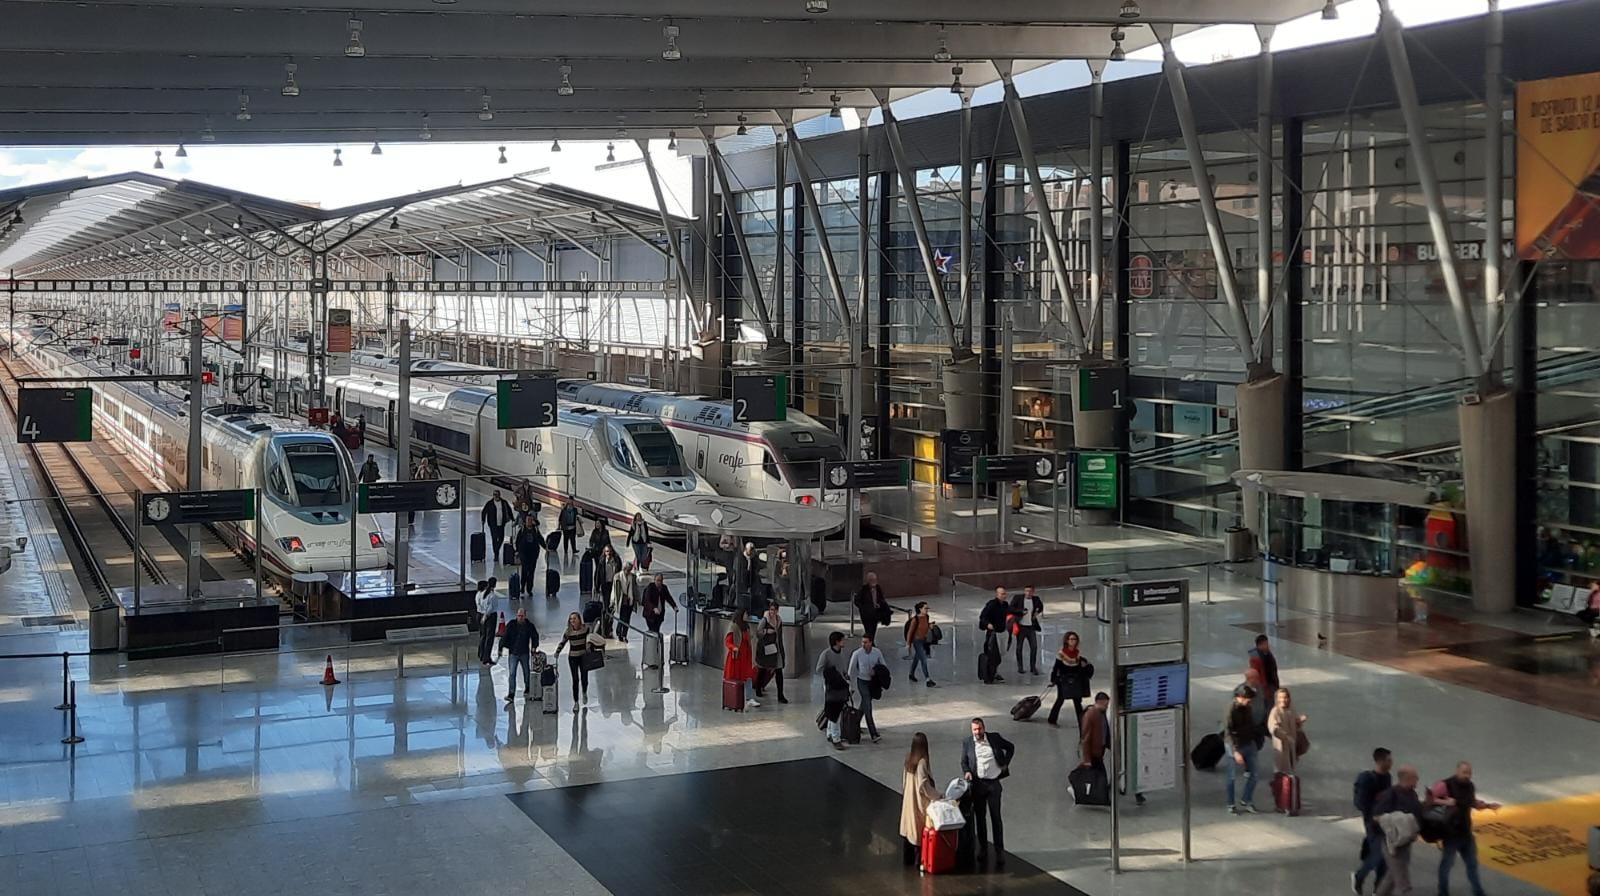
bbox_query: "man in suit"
[481,489,514,558]
[854,571,887,641]
[960,717,1016,867]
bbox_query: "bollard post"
[55,652,72,710]
[648,637,670,695]
[61,681,84,745]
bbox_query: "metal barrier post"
[61,681,83,745]
[1205,563,1213,606]
[647,633,670,694]
[55,651,72,710]
[905,476,914,560]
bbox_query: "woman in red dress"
[723,617,758,708]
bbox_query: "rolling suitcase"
[1010,687,1049,722]
[722,679,745,712]
[919,827,959,875]
[643,632,664,669]
[583,599,604,625]
[539,664,558,713]
[470,532,486,562]
[978,633,1001,684]
[1191,733,1226,770]
[544,530,561,551]
[508,573,522,601]
[1069,764,1111,806]
[1272,772,1302,816]
[669,631,689,665]
[545,568,562,599]
[502,543,516,566]
[841,703,863,744]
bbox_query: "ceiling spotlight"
[281,62,300,97]
[799,64,815,96]
[332,147,343,167]
[605,142,615,162]
[695,91,709,119]
[203,224,213,236]
[668,130,678,151]
[235,91,252,121]
[498,146,508,164]
[829,93,842,118]
[949,66,964,94]
[345,17,366,58]
[1119,0,1141,19]
[371,140,382,155]
[420,113,432,140]
[153,149,164,170]
[736,114,748,136]
[201,119,216,142]
[558,60,574,97]
[478,92,494,121]
[662,21,681,61]
[389,216,400,230]
[175,142,188,158]
[1109,27,1126,61]
[1321,0,1339,19]
[806,0,828,12]
[551,136,562,152]
[934,26,952,64]
[180,232,189,242]
[232,215,242,229]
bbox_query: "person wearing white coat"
[610,562,640,643]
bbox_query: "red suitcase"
[920,827,959,875]
[722,679,745,712]
[1271,771,1301,816]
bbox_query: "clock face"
[828,465,850,488]
[1035,457,1054,478]
[145,496,171,523]
[435,483,458,508]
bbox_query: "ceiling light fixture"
[1119,0,1141,19]
[558,60,574,97]
[605,142,615,162]
[1322,0,1339,19]
[345,17,366,58]
[736,114,748,136]
[235,91,252,121]
[232,215,242,229]
[333,147,343,167]
[478,92,494,121]
[799,64,814,96]
[371,140,382,155]
[662,21,681,61]
[203,224,213,236]
[829,93,842,118]
[695,91,709,119]
[281,61,300,97]
[201,119,215,142]
[153,150,164,170]
[175,142,188,158]
[934,26,952,64]
[668,130,678,151]
[420,113,432,140]
[949,66,964,94]
[551,135,562,152]
[498,146,508,164]
[1109,27,1126,61]
[805,0,828,12]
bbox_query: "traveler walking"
[1010,586,1043,675]
[1353,747,1396,894]
[640,572,676,634]
[979,588,1011,684]
[1248,633,1281,699]
[903,601,936,687]
[596,545,622,605]
[481,489,515,558]
[513,479,537,519]
[558,497,580,556]
[1242,668,1270,745]
[961,718,1016,867]
[588,516,612,555]
[754,603,788,704]
[551,612,595,710]
[610,560,639,643]
[724,616,759,708]
[627,512,652,569]
[1374,766,1427,896]
[855,571,889,641]
[475,578,498,666]
[513,516,542,600]
[899,732,942,865]
[1224,684,1261,813]
[734,542,763,613]
[1267,687,1308,774]
[848,634,886,742]
[816,631,852,749]
[1047,631,1094,726]
[498,607,540,702]
[358,454,381,484]
[1435,761,1500,896]
[1079,691,1111,772]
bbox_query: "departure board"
[1122,662,1189,711]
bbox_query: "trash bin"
[88,601,120,653]
[1225,526,1254,563]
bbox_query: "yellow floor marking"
[1469,791,1599,895]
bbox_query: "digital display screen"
[1123,662,1189,711]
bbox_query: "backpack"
[1353,770,1380,814]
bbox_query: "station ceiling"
[0,0,1329,145]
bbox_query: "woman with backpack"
[1047,631,1094,727]
[627,512,652,570]
[903,601,937,687]
[754,603,788,704]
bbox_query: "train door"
[385,400,396,444]
[333,386,345,418]
[695,433,710,473]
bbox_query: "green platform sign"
[1074,451,1120,510]
[16,387,93,443]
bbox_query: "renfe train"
[26,341,389,579]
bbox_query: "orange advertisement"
[1515,70,1600,259]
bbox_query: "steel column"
[394,318,411,596]
[1483,0,1505,369]
[186,321,203,597]
[1255,25,1276,367]
[773,136,787,333]
[637,139,704,341]
[845,118,871,555]
[1374,0,1487,382]
[785,127,854,332]
[995,64,1089,355]
[704,140,781,344]
[959,92,973,342]
[1087,62,1107,352]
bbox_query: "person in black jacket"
[978,589,1011,683]
[1047,631,1094,726]
[960,718,1016,867]
[1010,586,1044,675]
[1373,766,1426,896]
[854,571,888,640]
[481,489,515,558]
[513,516,542,599]
[1436,762,1499,896]
[498,607,539,702]
[558,497,580,556]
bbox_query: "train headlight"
[277,536,307,553]
[796,494,815,506]
[368,532,384,548]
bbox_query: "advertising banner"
[325,307,352,376]
[1516,70,1600,260]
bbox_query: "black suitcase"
[470,532,486,562]
[508,572,521,601]
[1192,733,1226,770]
[544,530,561,551]
[841,704,863,744]
[583,599,604,624]
[955,792,977,869]
[1069,764,1111,806]
[979,633,1001,683]
[546,568,561,598]
[1010,691,1045,722]
[502,543,516,566]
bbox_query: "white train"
[26,342,389,578]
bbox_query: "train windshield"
[776,433,845,488]
[282,443,348,507]
[621,423,690,477]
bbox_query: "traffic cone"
[321,655,340,686]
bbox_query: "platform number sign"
[16,387,93,443]
[732,374,787,423]
[496,377,558,430]
[1078,366,1127,412]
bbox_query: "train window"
[625,425,688,477]
[611,431,641,475]
[267,465,290,501]
[284,446,345,507]
[761,450,783,481]
[505,427,517,450]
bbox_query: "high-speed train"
[308,368,719,531]
[24,341,389,578]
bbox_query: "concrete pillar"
[1235,372,1287,530]
[944,357,983,496]
[1458,390,1516,613]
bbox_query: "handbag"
[579,648,605,672]
[1295,729,1310,758]
[927,623,943,646]
[926,800,965,831]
